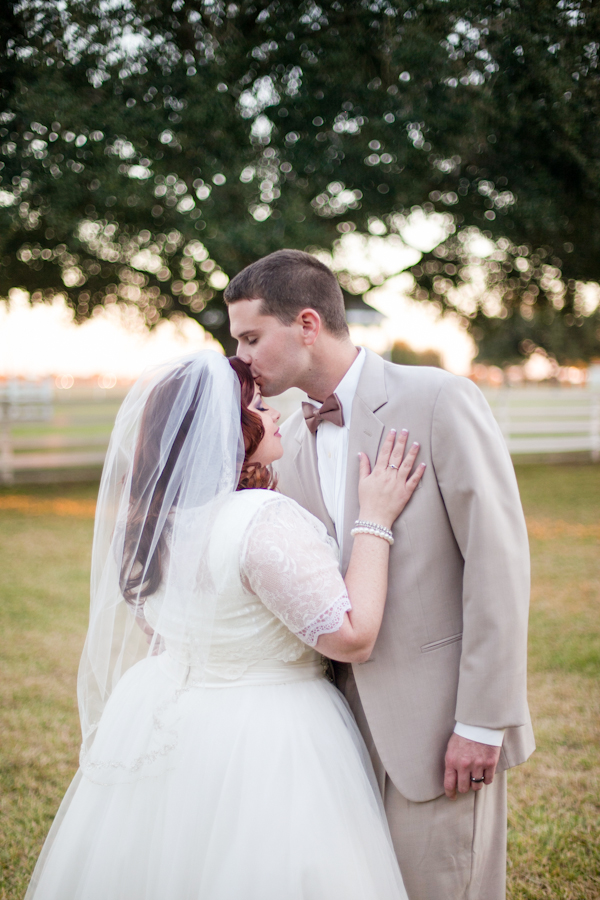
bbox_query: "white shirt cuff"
[454,721,505,747]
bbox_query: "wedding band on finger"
[470,775,485,783]
[388,464,399,469]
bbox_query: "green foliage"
[0,1,599,359]
[390,341,443,367]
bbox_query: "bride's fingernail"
[401,428,409,434]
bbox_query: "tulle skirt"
[26,654,407,900]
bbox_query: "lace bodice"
[145,490,351,678]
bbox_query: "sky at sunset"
[1,217,477,382]
[0,285,474,382]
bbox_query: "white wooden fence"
[482,388,600,461]
[1,381,53,483]
[274,386,600,461]
[1,383,598,484]
[0,382,115,484]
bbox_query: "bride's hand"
[357,430,425,531]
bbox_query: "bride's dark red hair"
[228,357,277,491]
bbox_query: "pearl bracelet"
[354,519,394,538]
[350,520,394,545]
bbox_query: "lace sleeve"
[241,496,351,648]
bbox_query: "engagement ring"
[388,464,398,470]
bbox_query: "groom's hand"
[443,733,501,799]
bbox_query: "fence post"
[591,392,600,463]
[0,398,14,485]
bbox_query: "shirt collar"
[307,347,366,428]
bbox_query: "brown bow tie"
[302,394,344,434]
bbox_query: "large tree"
[1,0,599,361]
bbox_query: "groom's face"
[229,298,305,396]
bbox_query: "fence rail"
[482,388,600,460]
[0,384,598,484]
[0,383,122,484]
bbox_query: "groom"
[225,249,534,900]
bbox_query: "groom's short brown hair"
[223,249,349,336]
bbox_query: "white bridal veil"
[77,351,245,760]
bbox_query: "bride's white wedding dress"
[26,489,407,900]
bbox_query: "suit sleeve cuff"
[454,721,505,747]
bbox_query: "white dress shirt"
[306,347,366,545]
[306,347,504,748]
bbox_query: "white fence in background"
[0,382,113,484]
[0,380,53,421]
[0,383,599,484]
[0,381,54,483]
[483,388,600,460]
[275,387,600,461]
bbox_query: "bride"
[25,351,425,900]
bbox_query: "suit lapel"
[341,350,389,573]
[292,422,338,541]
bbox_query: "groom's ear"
[297,309,321,346]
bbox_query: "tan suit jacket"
[274,350,535,802]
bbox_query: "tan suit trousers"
[339,666,507,900]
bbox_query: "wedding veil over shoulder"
[77,351,244,760]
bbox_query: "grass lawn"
[507,466,600,899]
[1,467,599,899]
